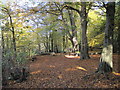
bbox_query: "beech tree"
[97,2,115,73]
[53,2,78,52]
[68,9,78,52]
[63,2,92,59]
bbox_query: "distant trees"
[27,2,92,59]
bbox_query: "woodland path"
[7,54,120,88]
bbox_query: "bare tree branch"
[61,5,81,16]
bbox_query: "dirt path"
[7,54,120,88]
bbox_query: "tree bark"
[38,43,41,51]
[68,10,78,52]
[117,15,120,73]
[97,2,115,73]
[117,25,120,54]
[50,32,54,52]
[79,2,90,60]
[9,15,16,53]
[117,5,120,54]
[1,28,5,58]
[46,34,49,52]
[63,35,65,52]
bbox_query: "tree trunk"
[79,2,90,60]
[1,28,5,58]
[50,32,54,52]
[97,2,115,73]
[68,10,78,52]
[49,32,54,52]
[8,10,17,63]
[63,35,65,52]
[55,45,58,53]
[117,21,120,73]
[6,35,9,50]
[38,43,41,51]
[1,27,7,86]
[117,26,120,54]
[61,11,75,51]
[48,34,51,52]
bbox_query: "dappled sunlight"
[41,77,50,81]
[65,55,80,59]
[58,74,63,79]
[65,68,77,71]
[49,65,56,68]
[30,70,42,75]
[65,66,87,72]
[112,72,120,76]
[76,66,87,71]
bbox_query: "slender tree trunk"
[63,35,65,51]
[55,45,58,53]
[1,29,5,58]
[28,48,31,57]
[50,32,54,52]
[8,11,17,63]
[6,35,9,50]
[48,34,51,52]
[38,43,41,51]
[1,28,7,86]
[79,2,90,60]
[63,33,68,52]
[36,34,41,51]
[51,39,54,52]
[97,2,115,73]
[46,34,49,52]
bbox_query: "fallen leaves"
[6,54,120,88]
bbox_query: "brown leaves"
[7,54,120,88]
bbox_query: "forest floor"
[5,53,120,88]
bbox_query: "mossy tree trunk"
[97,2,115,73]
